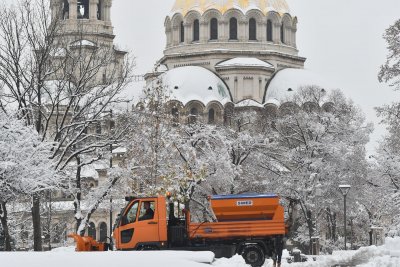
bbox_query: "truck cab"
[113,196,168,250]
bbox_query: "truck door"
[116,198,160,250]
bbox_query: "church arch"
[77,0,89,19]
[180,21,185,43]
[87,222,96,240]
[267,19,273,41]
[186,101,205,123]
[210,18,219,40]
[99,222,107,242]
[193,19,200,41]
[249,18,257,40]
[229,17,238,40]
[202,9,222,40]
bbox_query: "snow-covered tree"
[0,0,135,244]
[378,18,400,90]
[0,112,57,251]
[261,87,372,251]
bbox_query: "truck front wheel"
[242,245,265,267]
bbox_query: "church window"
[97,0,102,20]
[208,109,215,124]
[172,107,179,124]
[229,17,238,40]
[77,0,89,19]
[180,21,185,43]
[249,18,257,40]
[62,0,69,20]
[88,222,96,240]
[99,222,107,242]
[193,19,200,41]
[267,20,273,41]
[280,24,285,44]
[210,18,218,40]
[189,107,198,123]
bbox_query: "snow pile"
[216,58,274,69]
[288,237,400,267]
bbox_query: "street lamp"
[339,184,351,250]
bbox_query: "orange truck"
[70,193,286,267]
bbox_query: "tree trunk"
[74,156,84,236]
[306,210,315,254]
[32,194,42,251]
[0,201,12,251]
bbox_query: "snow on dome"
[170,0,291,17]
[153,66,232,106]
[236,99,264,108]
[216,57,274,70]
[70,39,97,47]
[264,68,336,106]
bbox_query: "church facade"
[144,0,333,125]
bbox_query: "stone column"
[165,28,172,47]
[89,0,99,20]
[50,0,60,21]
[220,20,228,41]
[292,28,297,48]
[172,26,179,45]
[69,0,77,20]
[103,0,112,23]
[258,22,265,41]
[238,20,247,41]
[200,21,208,42]
[184,22,191,43]
[273,22,280,44]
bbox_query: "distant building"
[143,0,335,124]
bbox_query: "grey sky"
[111,0,400,154]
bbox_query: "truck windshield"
[125,202,139,224]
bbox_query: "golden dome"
[171,0,290,17]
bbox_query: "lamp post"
[109,109,113,249]
[339,184,351,250]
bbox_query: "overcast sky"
[111,0,400,154]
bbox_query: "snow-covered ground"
[0,237,399,267]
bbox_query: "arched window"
[62,0,69,20]
[210,18,218,40]
[189,107,198,123]
[88,222,96,240]
[267,20,273,41]
[249,18,257,40]
[77,0,89,19]
[229,17,238,40]
[208,109,215,124]
[172,107,179,124]
[280,24,285,44]
[97,0,102,20]
[99,222,107,242]
[180,21,185,43]
[193,19,200,41]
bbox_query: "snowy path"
[1,237,399,267]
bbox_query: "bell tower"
[50,0,115,47]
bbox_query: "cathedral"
[34,0,334,248]
[143,0,334,124]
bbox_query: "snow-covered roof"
[216,57,274,70]
[113,147,127,154]
[264,68,337,106]
[170,0,291,17]
[235,99,264,108]
[70,39,97,48]
[148,66,232,106]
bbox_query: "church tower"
[50,0,115,47]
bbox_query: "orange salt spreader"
[70,193,287,267]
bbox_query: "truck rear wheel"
[242,245,265,267]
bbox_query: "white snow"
[216,57,274,69]
[146,66,232,106]
[235,99,264,108]
[1,237,399,267]
[70,39,97,47]
[265,68,337,106]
